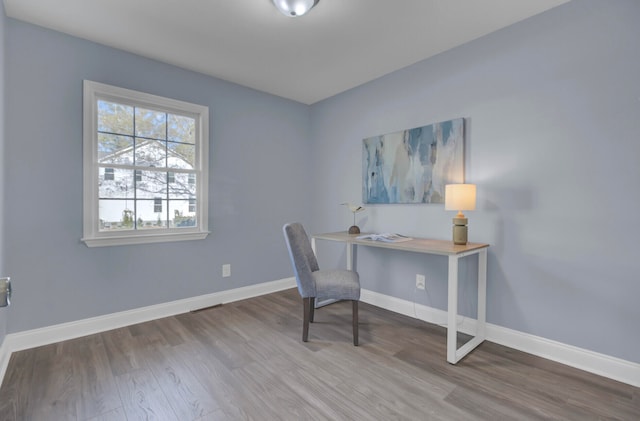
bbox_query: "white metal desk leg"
[447,255,459,364]
[477,249,487,339]
[346,243,353,271]
[311,237,317,255]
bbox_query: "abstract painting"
[362,118,464,204]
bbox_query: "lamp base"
[348,225,360,234]
[452,218,468,245]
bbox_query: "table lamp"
[445,184,476,245]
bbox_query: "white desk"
[311,232,489,364]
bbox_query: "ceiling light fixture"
[272,0,319,17]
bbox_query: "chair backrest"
[283,223,319,298]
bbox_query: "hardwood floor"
[1,288,638,420]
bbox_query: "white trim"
[360,289,478,333]
[3,282,637,389]
[0,337,11,384]
[485,324,640,389]
[82,80,210,247]
[82,231,209,247]
[0,277,296,384]
[360,289,640,388]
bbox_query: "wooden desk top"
[312,231,489,257]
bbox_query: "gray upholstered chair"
[283,222,361,346]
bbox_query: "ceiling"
[4,0,569,104]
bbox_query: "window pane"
[168,173,195,199]
[135,107,166,140]
[99,168,134,199]
[98,134,134,165]
[137,199,167,228]
[168,142,195,169]
[170,200,196,228]
[168,114,195,144]
[136,170,167,198]
[135,140,166,168]
[99,200,135,231]
[98,100,134,135]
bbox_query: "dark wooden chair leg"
[302,297,311,342]
[352,300,359,346]
[309,297,315,323]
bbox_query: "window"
[154,198,163,213]
[83,81,209,247]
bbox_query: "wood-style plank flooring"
[0,288,638,420]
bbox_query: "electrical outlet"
[416,274,426,290]
[222,264,231,278]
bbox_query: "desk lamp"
[445,184,476,245]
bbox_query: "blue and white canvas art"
[363,118,465,204]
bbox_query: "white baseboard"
[361,289,640,388]
[0,337,10,385]
[2,281,637,390]
[360,289,478,334]
[485,324,640,388]
[0,277,296,384]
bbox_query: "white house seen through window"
[83,81,209,247]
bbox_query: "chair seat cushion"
[312,269,360,301]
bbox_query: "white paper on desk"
[356,233,412,243]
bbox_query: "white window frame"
[82,80,209,247]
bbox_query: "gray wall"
[5,19,312,333]
[309,0,640,363]
[3,0,639,366]
[0,0,6,346]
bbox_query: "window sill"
[82,231,210,247]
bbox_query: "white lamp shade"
[445,184,476,211]
[273,0,319,17]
